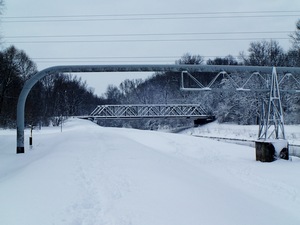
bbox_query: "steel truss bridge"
[86,104,211,119]
[16,64,300,154]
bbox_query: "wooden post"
[29,125,34,147]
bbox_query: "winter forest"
[0,19,300,128]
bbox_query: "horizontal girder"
[181,70,300,92]
[24,64,300,77]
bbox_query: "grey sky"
[1,0,300,95]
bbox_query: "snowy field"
[182,121,300,146]
[0,118,300,225]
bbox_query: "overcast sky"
[1,0,300,96]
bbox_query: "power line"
[2,14,299,23]
[35,60,176,63]
[2,10,299,23]
[33,56,179,60]
[5,31,292,39]
[31,55,245,64]
[32,55,236,60]
[2,10,299,19]
[30,55,248,64]
[5,37,289,44]
[33,57,179,63]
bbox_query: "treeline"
[0,46,105,128]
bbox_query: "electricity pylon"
[258,67,285,140]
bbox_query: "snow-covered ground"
[0,118,300,225]
[182,121,300,145]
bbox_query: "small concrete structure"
[255,139,289,162]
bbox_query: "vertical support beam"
[17,75,42,153]
[258,99,266,139]
[181,71,185,89]
[256,67,288,162]
[258,67,285,140]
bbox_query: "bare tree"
[290,19,300,50]
[119,78,144,103]
[0,45,37,126]
[286,19,300,67]
[176,53,204,65]
[0,0,5,42]
[207,55,238,65]
[2,46,37,80]
[105,85,122,104]
[0,0,4,12]
[240,40,285,66]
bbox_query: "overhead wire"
[31,55,242,64]
[3,10,300,18]
[32,55,236,59]
[2,15,299,23]
[5,37,289,44]
[3,10,296,64]
[1,10,299,23]
[2,10,295,42]
[5,31,292,39]
[2,10,293,43]
[31,54,248,64]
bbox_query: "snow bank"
[182,121,300,145]
[0,118,300,225]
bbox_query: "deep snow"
[182,121,300,145]
[0,118,300,225]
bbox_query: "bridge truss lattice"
[89,104,210,119]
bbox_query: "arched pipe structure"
[16,64,300,153]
